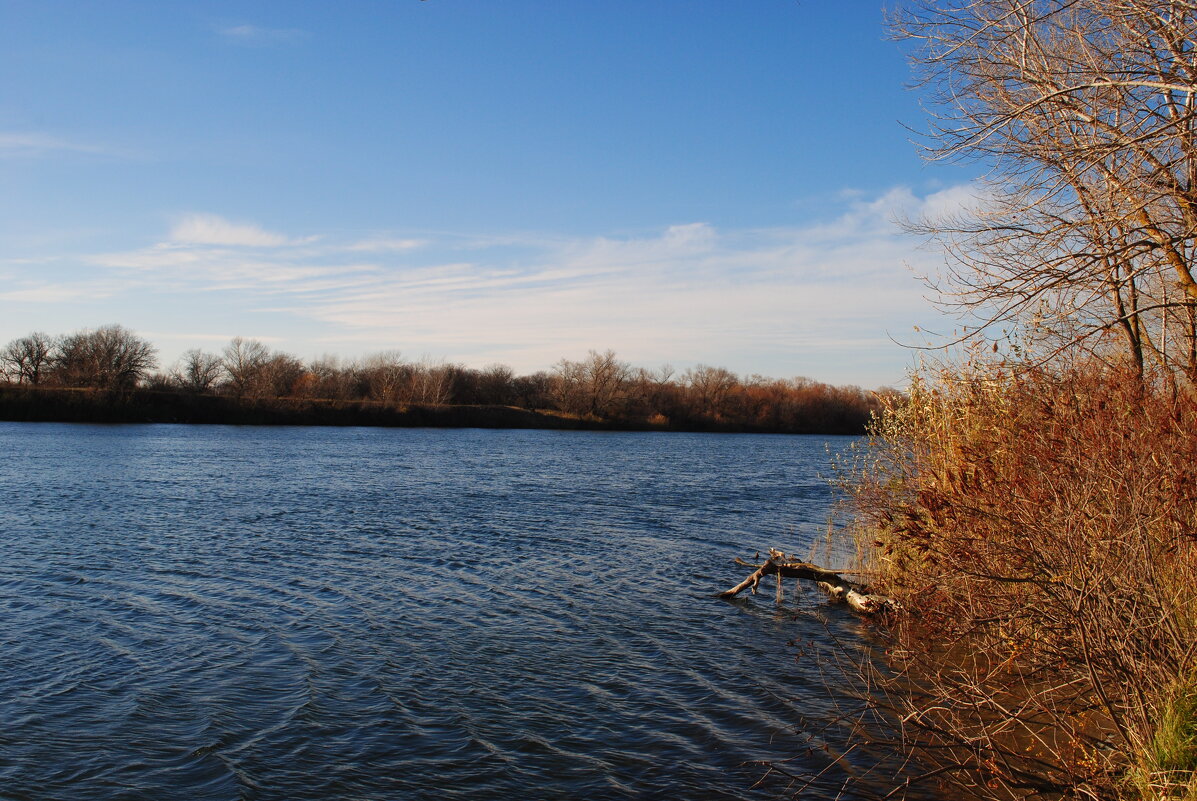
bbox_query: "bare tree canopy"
[173,349,224,393]
[553,350,630,418]
[53,325,157,389]
[895,0,1197,379]
[685,365,739,416]
[221,337,271,398]
[1,332,53,385]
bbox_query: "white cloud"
[219,25,307,44]
[0,281,122,303]
[142,331,284,344]
[169,214,290,247]
[6,186,965,385]
[258,194,947,381]
[662,221,716,250]
[0,132,110,158]
[918,183,993,220]
[347,238,427,253]
[92,245,207,270]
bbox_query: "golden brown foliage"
[846,361,1197,799]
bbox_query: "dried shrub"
[844,360,1197,799]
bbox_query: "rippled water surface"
[1,424,874,800]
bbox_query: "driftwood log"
[719,548,896,615]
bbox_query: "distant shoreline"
[0,386,869,435]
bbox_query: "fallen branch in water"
[719,548,897,614]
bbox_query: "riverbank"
[844,363,1197,800]
[0,385,870,434]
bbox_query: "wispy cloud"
[0,132,111,158]
[0,280,125,303]
[347,238,427,253]
[278,208,933,375]
[142,330,285,344]
[169,213,291,247]
[219,24,308,45]
[5,187,961,385]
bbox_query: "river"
[0,423,881,800]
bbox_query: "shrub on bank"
[845,361,1197,800]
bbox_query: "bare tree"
[894,0,1197,380]
[833,4,1197,797]
[552,350,630,418]
[221,337,271,398]
[305,354,360,400]
[625,365,674,419]
[260,352,305,397]
[684,364,739,417]
[359,351,409,403]
[1,332,53,385]
[399,357,453,407]
[52,325,157,389]
[173,349,224,393]
[477,363,516,405]
[512,370,554,409]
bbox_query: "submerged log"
[719,548,896,614]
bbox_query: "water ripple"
[0,424,882,800]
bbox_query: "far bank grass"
[0,385,868,435]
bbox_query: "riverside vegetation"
[842,360,1197,800]
[0,328,886,434]
[823,2,1197,799]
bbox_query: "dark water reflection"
[0,424,880,800]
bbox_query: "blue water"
[0,424,877,800]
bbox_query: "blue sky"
[0,1,976,387]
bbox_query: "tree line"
[0,324,889,434]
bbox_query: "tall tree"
[552,350,630,418]
[408,358,453,406]
[360,351,410,403]
[895,0,1197,379]
[222,337,271,398]
[1,332,53,385]
[684,364,739,418]
[173,349,224,393]
[53,325,157,389]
